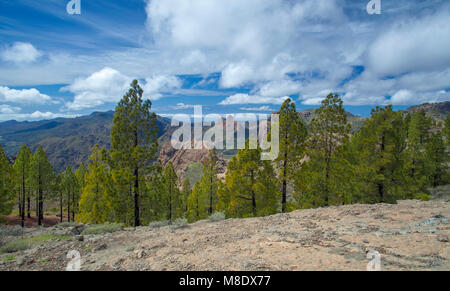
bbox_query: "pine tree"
[277,98,307,212]
[426,132,448,187]
[202,149,219,215]
[12,145,32,227]
[62,166,78,222]
[444,114,450,145]
[181,178,191,214]
[187,182,207,222]
[30,146,53,225]
[110,80,158,227]
[405,110,433,193]
[0,145,13,221]
[77,145,112,224]
[218,140,280,218]
[54,173,64,223]
[300,93,351,206]
[353,106,408,203]
[162,162,181,222]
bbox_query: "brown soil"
[5,215,63,228]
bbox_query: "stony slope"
[1,197,448,271]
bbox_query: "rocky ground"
[0,198,449,271]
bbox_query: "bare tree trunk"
[134,166,140,227]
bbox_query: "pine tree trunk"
[27,193,31,218]
[60,191,63,223]
[134,166,140,227]
[67,189,71,223]
[21,171,25,228]
[251,170,256,217]
[281,151,287,213]
[38,172,43,226]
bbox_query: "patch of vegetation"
[0,240,30,254]
[29,234,71,243]
[0,233,71,254]
[81,223,123,235]
[126,246,135,252]
[172,218,188,227]
[3,255,16,262]
[57,222,79,228]
[184,162,203,185]
[209,212,226,222]
[414,193,431,201]
[149,220,170,229]
[0,226,24,237]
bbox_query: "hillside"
[0,195,448,271]
[0,111,171,171]
[406,101,450,122]
[0,101,448,172]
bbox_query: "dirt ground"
[0,199,449,271]
[5,215,62,228]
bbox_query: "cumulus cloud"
[0,86,51,104]
[1,42,41,64]
[62,67,131,110]
[219,93,288,105]
[142,75,182,101]
[0,104,21,114]
[63,67,182,110]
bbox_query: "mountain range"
[0,102,448,173]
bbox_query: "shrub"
[0,226,24,237]
[414,193,430,201]
[0,240,30,254]
[173,218,188,226]
[81,223,123,235]
[57,222,79,228]
[149,220,170,229]
[209,212,225,222]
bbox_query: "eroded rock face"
[158,140,227,183]
[1,199,449,271]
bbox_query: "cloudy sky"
[0,0,449,121]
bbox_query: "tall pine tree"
[110,80,158,227]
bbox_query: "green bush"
[81,223,123,235]
[209,212,225,222]
[0,240,30,254]
[414,193,430,201]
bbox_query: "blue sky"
[0,0,449,121]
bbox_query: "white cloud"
[368,9,450,77]
[0,86,51,104]
[63,67,131,110]
[240,106,274,111]
[63,67,182,110]
[0,111,80,122]
[142,75,182,101]
[1,42,41,64]
[170,103,199,110]
[220,93,288,105]
[0,104,21,114]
